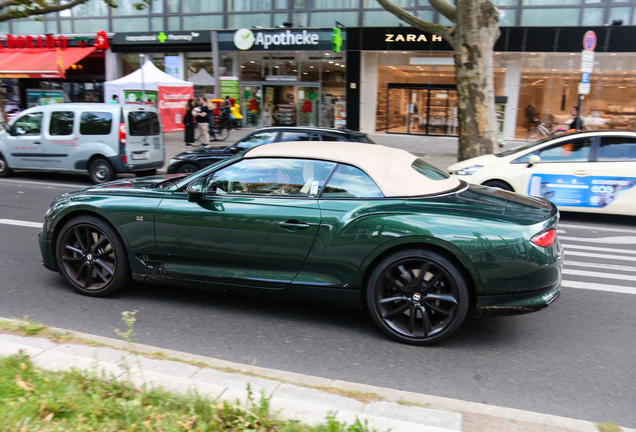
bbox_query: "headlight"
[454,165,483,176]
[169,158,179,165]
[44,207,51,220]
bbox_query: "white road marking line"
[563,268,636,282]
[560,235,636,245]
[563,251,636,262]
[565,260,636,273]
[562,280,636,295]
[557,229,566,234]
[561,243,636,255]
[558,223,636,234]
[0,219,43,228]
[0,178,82,188]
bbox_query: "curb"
[1,317,631,432]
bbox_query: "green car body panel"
[39,167,561,315]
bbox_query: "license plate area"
[131,151,149,160]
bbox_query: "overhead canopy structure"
[0,47,96,78]
[188,69,215,86]
[104,60,194,132]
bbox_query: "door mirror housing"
[528,155,541,167]
[186,177,205,202]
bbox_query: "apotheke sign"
[234,28,320,50]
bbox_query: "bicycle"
[194,116,230,144]
[526,118,567,141]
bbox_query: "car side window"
[321,134,345,141]
[206,158,336,197]
[537,139,592,162]
[321,164,384,198]
[280,131,312,142]
[597,137,636,161]
[49,111,75,136]
[235,132,278,151]
[13,112,43,136]
[80,112,113,135]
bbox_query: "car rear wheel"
[89,158,116,184]
[367,249,469,345]
[176,163,199,174]
[55,216,130,297]
[0,154,12,178]
[482,180,513,191]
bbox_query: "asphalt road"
[1,174,635,428]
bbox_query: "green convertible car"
[39,142,562,345]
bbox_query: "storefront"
[0,31,108,115]
[346,26,636,140]
[110,28,347,129]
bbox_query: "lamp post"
[139,53,146,105]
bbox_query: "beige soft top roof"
[245,142,461,197]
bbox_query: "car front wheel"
[176,163,199,174]
[89,158,116,184]
[367,249,469,345]
[55,215,130,297]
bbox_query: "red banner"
[157,85,193,132]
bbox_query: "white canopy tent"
[104,60,193,103]
[187,69,215,87]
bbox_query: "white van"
[0,103,164,183]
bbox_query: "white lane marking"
[0,219,43,228]
[557,229,566,234]
[558,223,636,234]
[0,178,82,188]
[560,235,636,245]
[562,280,636,295]
[565,251,636,262]
[564,268,636,282]
[562,243,636,255]
[565,260,636,273]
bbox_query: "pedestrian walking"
[569,106,585,132]
[196,97,211,146]
[183,99,196,147]
[525,104,535,131]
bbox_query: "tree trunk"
[452,0,500,161]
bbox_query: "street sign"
[583,30,597,51]
[582,50,595,62]
[581,72,590,84]
[580,61,594,73]
[578,82,590,95]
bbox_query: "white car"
[448,131,636,216]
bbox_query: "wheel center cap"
[412,293,421,301]
[86,253,93,261]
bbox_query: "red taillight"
[119,123,126,145]
[532,229,556,247]
[121,156,127,163]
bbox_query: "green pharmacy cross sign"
[332,28,342,53]
[157,32,167,43]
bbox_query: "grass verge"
[0,353,375,432]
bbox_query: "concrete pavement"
[1,318,631,432]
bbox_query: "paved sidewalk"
[1,319,631,432]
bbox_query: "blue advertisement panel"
[528,174,636,208]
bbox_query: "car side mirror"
[186,177,205,202]
[528,155,541,167]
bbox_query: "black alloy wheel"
[89,158,116,184]
[0,154,11,178]
[55,216,130,297]
[176,162,199,174]
[367,249,469,345]
[482,180,513,192]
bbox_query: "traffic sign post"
[577,30,597,125]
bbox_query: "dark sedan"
[167,127,374,174]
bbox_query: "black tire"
[176,162,199,174]
[0,154,12,178]
[482,180,514,192]
[214,124,230,141]
[134,169,157,177]
[89,158,116,184]
[366,249,469,345]
[55,215,130,297]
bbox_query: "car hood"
[448,154,500,171]
[173,146,235,159]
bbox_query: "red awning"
[0,47,96,78]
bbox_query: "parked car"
[167,126,375,174]
[40,142,562,345]
[448,131,636,216]
[0,103,164,183]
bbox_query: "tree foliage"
[0,0,149,22]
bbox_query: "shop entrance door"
[239,85,263,128]
[386,85,458,136]
[297,87,319,127]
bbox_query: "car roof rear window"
[128,111,160,136]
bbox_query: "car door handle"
[573,170,588,176]
[33,141,41,144]
[278,220,310,230]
